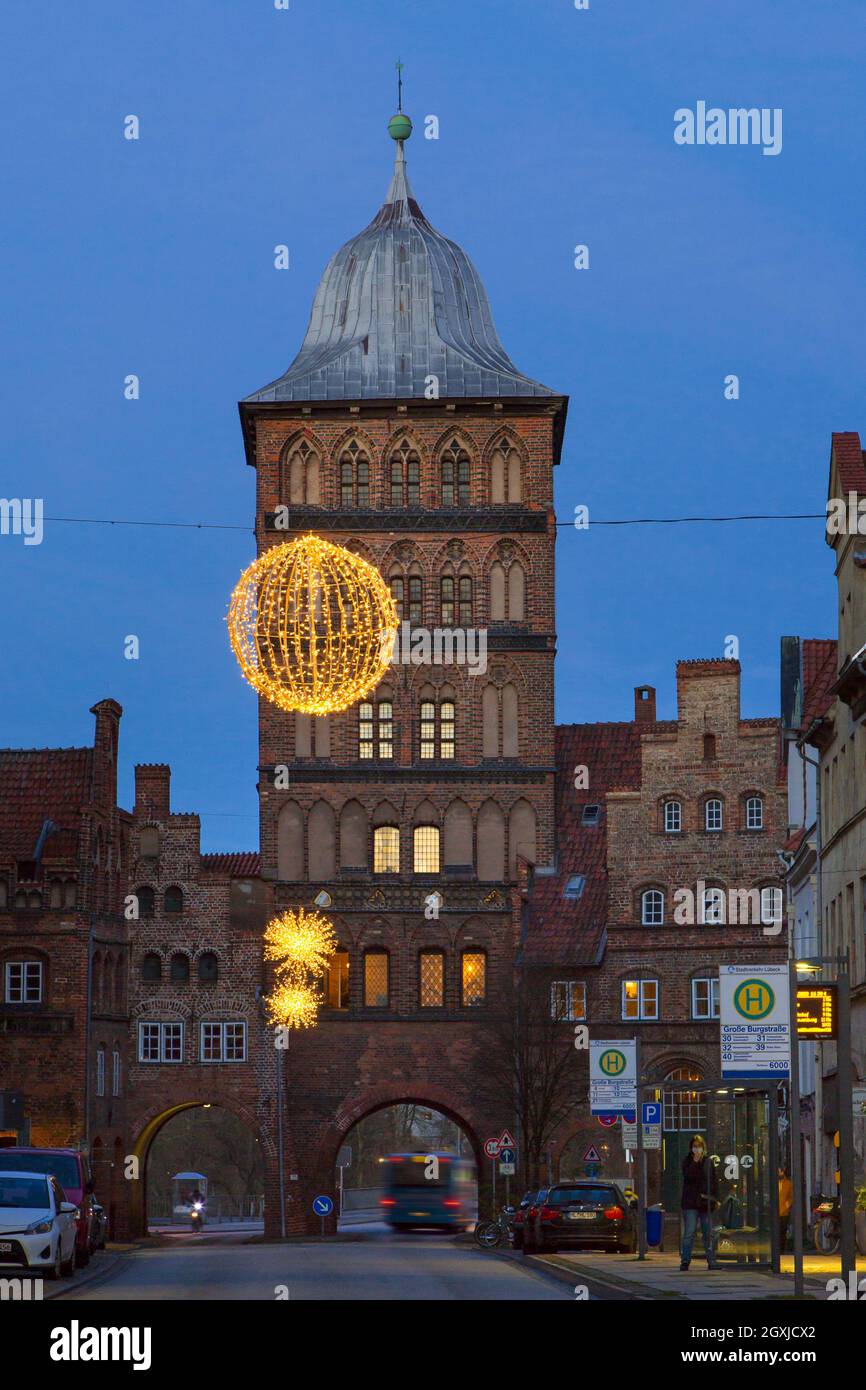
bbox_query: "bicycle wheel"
[814,1218,840,1254]
[474,1222,502,1249]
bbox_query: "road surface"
[57,1229,574,1301]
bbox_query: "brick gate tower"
[238,112,567,1233]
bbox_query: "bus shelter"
[638,1077,781,1271]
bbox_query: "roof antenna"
[396,57,404,113]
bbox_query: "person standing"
[778,1167,793,1253]
[679,1135,720,1270]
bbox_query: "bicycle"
[474,1205,515,1250]
[811,1195,866,1254]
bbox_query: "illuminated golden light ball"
[265,979,320,1031]
[227,534,398,715]
[264,907,338,981]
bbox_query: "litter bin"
[645,1205,664,1249]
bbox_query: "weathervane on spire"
[387,60,412,143]
[395,58,404,113]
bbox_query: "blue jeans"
[681,1209,717,1266]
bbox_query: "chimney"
[134,764,171,821]
[634,685,656,725]
[89,699,122,807]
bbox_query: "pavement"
[525,1248,833,1299]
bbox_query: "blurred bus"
[379,1152,477,1231]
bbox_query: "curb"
[45,1247,133,1301]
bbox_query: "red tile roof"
[0,747,92,861]
[831,432,866,494]
[523,723,642,966]
[200,851,261,877]
[801,639,837,729]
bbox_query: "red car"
[511,1189,548,1251]
[0,1149,96,1266]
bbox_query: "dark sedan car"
[524,1181,637,1255]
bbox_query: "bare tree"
[477,971,588,1188]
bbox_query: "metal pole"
[276,1031,287,1239]
[788,956,805,1295]
[636,1037,646,1260]
[769,1083,780,1273]
[491,1156,496,1220]
[837,962,856,1284]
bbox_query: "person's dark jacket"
[680,1155,718,1213]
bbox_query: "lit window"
[641,889,664,926]
[691,978,719,1019]
[326,951,349,1009]
[364,951,389,1007]
[200,1021,246,1062]
[378,701,393,759]
[413,825,440,874]
[664,800,682,833]
[419,950,445,1007]
[705,799,723,832]
[420,700,436,759]
[440,701,455,759]
[374,826,400,874]
[761,887,783,927]
[701,887,726,925]
[550,981,587,1021]
[622,979,658,1020]
[746,796,764,830]
[461,951,486,1006]
[4,960,43,1003]
[359,703,374,759]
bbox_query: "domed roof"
[244,132,555,403]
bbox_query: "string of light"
[39,511,828,533]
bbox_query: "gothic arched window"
[339,440,370,507]
[440,440,470,506]
[389,439,421,507]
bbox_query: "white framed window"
[761,887,783,927]
[550,981,587,1021]
[641,889,664,926]
[200,1021,247,1063]
[701,887,726,925]
[96,1049,105,1097]
[4,960,43,1003]
[746,796,764,830]
[663,800,682,833]
[112,1048,121,1096]
[691,977,720,1019]
[138,1020,183,1063]
[622,979,658,1020]
[705,799,723,831]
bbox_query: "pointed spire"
[384,134,414,207]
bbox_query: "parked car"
[511,1189,548,1251]
[90,1201,108,1251]
[0,1170,78,1279]
[0,1149,96,1265]
[524,1180,637,1255]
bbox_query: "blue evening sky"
[1,1,863,849]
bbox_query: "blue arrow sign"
[498,1147,515,1165]
[313,1194,333,1216]
[642,1101,662,1127]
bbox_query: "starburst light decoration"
[264,907,338,981]
[265,979,320,1031]
[227,534,397,715]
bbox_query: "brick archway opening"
[127,1100,268,1237]
[321,1094,484,1233]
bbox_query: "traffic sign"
[642,1102,662,1127]
[498,1146,515,1165]
[583,1145,601,1163]
[590,1040,637,1116]
[498,1129,516,1150]
[720,965,790,1079]
[499,1162,516,1176]
[484,1138,500,1158]
[312,1194,333,1216]
[598,1114,617,1128]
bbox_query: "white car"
[0,1170,79,1279]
